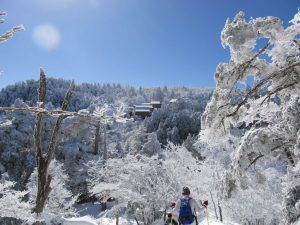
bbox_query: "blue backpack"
[179,197,194,224]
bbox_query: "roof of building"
[169,99,178,103]
[134,105,153,109]
[135,109,152,112]
[150,101,161,104]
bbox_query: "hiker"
[173,187,208,225]
[164,212,179,225]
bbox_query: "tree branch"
[260,80,299,105]
[45,80,76,167]
[0,25,24,42]
[226,60,300,118]
[35,69,46,161]
[246,153,264,170]
[228,42,270,95]
[61,80,75,111]
[0,107,105,119]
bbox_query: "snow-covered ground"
[74,203,101,218]
[62,216,240,225]
[62,216,98,225]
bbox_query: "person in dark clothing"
[173,187,206,225]
[165,212,178,225]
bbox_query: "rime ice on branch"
[201,10,300,224]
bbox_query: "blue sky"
[0,0,299,89]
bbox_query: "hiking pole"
[193,208,198,225]
[204,206,210,225]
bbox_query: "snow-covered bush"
[86,142,215,224]
[0,174,33,222]
[0,178,33,222]
[86,154,181,224]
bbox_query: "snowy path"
[62,216,240,225]
[62,216,98,225]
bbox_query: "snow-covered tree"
[0,178,33,222]
[125,124,147,154]
[141,132,162,156]
[200,9,300,224]
[86,154,180,224]
[27,160,77,221]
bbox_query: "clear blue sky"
[0,0,299,89]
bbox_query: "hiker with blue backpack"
[173,187,208,225]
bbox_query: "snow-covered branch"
[0,11,24,43]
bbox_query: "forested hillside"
[0,79,211,111]
[0,78,212,193]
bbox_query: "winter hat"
[182,186,190,195]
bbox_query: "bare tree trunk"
[101,201,107,211]
[116,215,119,225]
[94,121,100,155]
[134,217,140,225]
[142,209,146,225]
[163,208,166,222]
[103,123,107,160]
[209,191,218,220]
[34,70,75,214]
[34,160,52,214]
[218,201,223,222]
[34,69,49,214]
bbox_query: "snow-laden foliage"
[200,9,300,224]
[0,99,36,187]
[144,100,203,145]
[193,140,286,224]
[27,159,77,220]
[86,144,208,224]
[0,177,33,221]
[141,132,162,156]
[86,155,179,225]
[283,160,300,225]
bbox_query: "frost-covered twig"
[245,154,264,170]
[0,11,24,43]
[0,25,24,42]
